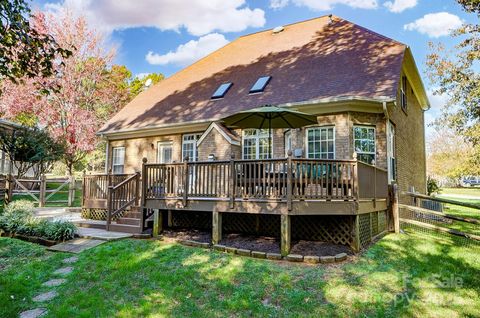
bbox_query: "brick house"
[84,15,429,253]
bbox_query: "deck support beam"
[212,211,222,244]
[167,210,173,227]
[280,214,291,256]
[153,209,163,237]
[352,214,361,252]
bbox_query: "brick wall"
[388,71,427,202]
[197,127,238,161]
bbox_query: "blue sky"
[33,0,477,133]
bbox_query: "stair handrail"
[106,172,141,231]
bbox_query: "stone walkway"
[20,256,79,318]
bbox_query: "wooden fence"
[3,174,77,207]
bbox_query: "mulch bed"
[162,229,211,243]
[290,240,353,256]
[221,234,281,253]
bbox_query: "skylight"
[211,83,233,99]
[249,76,271,93]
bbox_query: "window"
[284,130,292,157]
[306,127,335,159]
[157,142,173,164]
[242,129,272,159]
[401,76,408,112]
[112,147,125,174]
[211,83,233,99]
[182,134,201,161]
[249,76,271,93]
[353,126,376,164]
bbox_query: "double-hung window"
[306,127,335,159]
[353,126,376,164]
[242,129,271,159]
[157,142,173,164]
[182,134,201,162]
[112,147,125,174]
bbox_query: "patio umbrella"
[222,105,318,155]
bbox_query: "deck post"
[39,174,46,207]
[106,169,113,231]
[183,156,189,207]
[167,210,173,227]
[352,214,361,252]
[229,154,235,209]
[286,151,293,211]
[212,210,222,244]
[392,183,400,233]
[280,214,291,256]
[152,209,162,237]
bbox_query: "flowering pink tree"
[0,11,129,175]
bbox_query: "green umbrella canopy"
[222,105,318,129]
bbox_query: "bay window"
[353,126,376,164]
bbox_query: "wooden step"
[116,217,140,226]
[108,223,143,234]
[75,220,106,230]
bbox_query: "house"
[83,15,429,254]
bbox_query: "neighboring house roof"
[100,15,428,136]
[197,122,240,146]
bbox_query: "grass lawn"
[440,187,480,198]
[1,232,480,318]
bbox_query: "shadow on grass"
[35,230,480,318]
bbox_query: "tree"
[0,126,64,178]
[128,73,164,99]
[426,1,480,167]
[0,0,71,90]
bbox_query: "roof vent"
[272,26,284,34]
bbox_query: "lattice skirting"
[81,208,125,221]
[292,215,354,246]
[359,210,388,249]
[82,208,107,220]
[223,213,280,237]
[169,211,212,230]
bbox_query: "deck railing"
[143,156,388,208]
[106,172,141,230]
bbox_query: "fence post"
[229,154,235,209]
[39,174,46,207]
[392,183,399,233]
[81,170,86,208]
[68,175,75,207]
[286,150,293,211]
[183,156,189,207]
[4,174,13,205]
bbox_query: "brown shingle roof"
[100,15,406,134]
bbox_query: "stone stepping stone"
[62,256,78,264]
[53,266,73,276]
[19,308,47,318]
[42,279,66,287]
[33,291,58,302]
[47,238,104,253]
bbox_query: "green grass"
[440,187,480,197]
[1,232,480,318]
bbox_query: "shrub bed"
[0,200,76,244]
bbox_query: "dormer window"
[249,76,271,93]
[211,82,233,99]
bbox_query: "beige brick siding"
[388,71,427,202]
[197,127,240,161]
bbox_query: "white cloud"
[45,0,265,36]
[384,0,417,13]
[146,33,229,66]
[269,0,378,11]
[404,12,463,38]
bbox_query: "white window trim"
[353,125,376,164]
[157,141,173,164]
[242,129,272,160]
[182,133,202,162]
[304,126,336,159]
[111,146,125,174]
